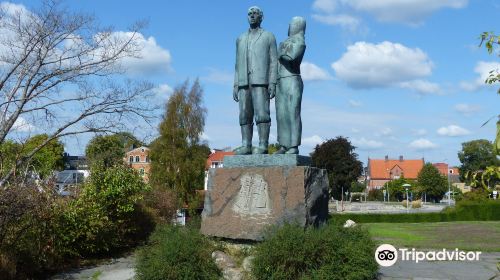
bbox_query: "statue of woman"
[274,17,306,154]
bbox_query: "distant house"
[124,146,150,182]
[56,153,90,195]
[63,153,88,170]
[433,163,461,183]
[367,156,424,190]
[204,149,234,190]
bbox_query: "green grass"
[364,221,500,252]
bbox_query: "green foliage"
[268,143,280,154]
[458,139,499,182]
[251,222,378,280]
[85,134,126,168]
[311,136,363,200]
[0,134,64,179]
[115,132,144,151]
[465,165,500,191]
[149,80,209,204]
[350,181,366,192]
[135,224,220,280]
[332,200,500,224]
[416,163,448,203]
[59,164,152,257]
[383,177,415,201]
[367,189,384,201]
[479,31,500,94]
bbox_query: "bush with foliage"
[58,164,154,257]
[412,199,422,208]
[333,199,500,224]
[367,189,384,201]
[135,224,220,280]
[0,181,63,279]
[251,222,378,280]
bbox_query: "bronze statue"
[233,6,278,155]
[274,17,306,154]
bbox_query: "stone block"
[201,166,329,240]
[223,154,312,168]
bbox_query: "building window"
[135,156,140,162]
[141,148,145,152]
[129,156,133,163]
[139,168,145,176]
[145,156,149,163]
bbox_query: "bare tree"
[0,1,157,186]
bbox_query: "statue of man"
[233,6,278,155]
[274,17,306,154]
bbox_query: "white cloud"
[351,128,360,133]
[201,132,210,141]
[409,138,437,150]
[202,68,233,85]
[399,80,441,95]
[348,99,362,107]
[454,103,480,115]
[412,129,427,136]
[437,125,470,137]
[152,83,173,101]
[379,127,392,136]
[300,62,332,81]
[460,61,500,91]
[12,116,35,132]
[343,0,468,25]
[352,137,383,150]
[312,0,336,13]
[311,14,361,31]
[115,32,172,76]
[332,41,433,89]
[302,135,324,147]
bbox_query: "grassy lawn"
[364,221,500,252]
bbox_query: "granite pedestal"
[201,155,329,241]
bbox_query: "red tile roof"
[433,163,449,176]
[206,150,234,169]
[369,158,424,179]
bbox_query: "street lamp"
[403,183,411,213]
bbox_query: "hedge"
[331,200,500,224]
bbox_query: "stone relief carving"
[232,173,271,216]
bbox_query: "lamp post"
[403,183,411,213]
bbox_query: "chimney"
[399,155,403,162]
[385,155,389,161]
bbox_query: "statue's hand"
[233,86,239,102]
[268,84,276,99]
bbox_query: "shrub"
[401,200,410,208]
[0,181,64,279]
[251,222,378,280]
[412,200,422,208]
[58,164,153,257]
[135,224,220,280]
[332,200,500,224]
[367,189,384,201]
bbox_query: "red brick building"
[124,146,151,182]
[367,156,424,189]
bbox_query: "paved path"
[50,255,135,280]
[379,253,500,280]
[51,252,500,280]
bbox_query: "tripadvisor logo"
[375,244,482,267]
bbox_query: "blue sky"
[10,0,500,167]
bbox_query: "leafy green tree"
[458,139,500,181]
[416,163,448,203]
[0,134,63,179]
[383,177,415,201]
[86,134,124,168]
[311,136,363,200]
[24,134,64,178]
[350,181,366,192]
[478,32,500,155]
[150,80,209,204]
[115,132,145,151]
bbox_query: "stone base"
[201,166,329,240]
[223,154,312,168]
